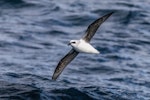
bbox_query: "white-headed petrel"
[52,12,113,80]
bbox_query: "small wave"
[51,87,94,100]
[0,81,41,100]
[0,0,37,8]
[0,0,25,5]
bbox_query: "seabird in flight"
[52,12,113,80]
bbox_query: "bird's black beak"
[68,43,71,46]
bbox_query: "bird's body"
[70,39,99,54]
[52,12,113,80]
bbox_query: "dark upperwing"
[82,12,113,42]
[52,49,79,80]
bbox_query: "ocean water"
[0,0,150,100]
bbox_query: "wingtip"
[52,77,56,81]
[101,12,114,22]
[106,12,114,17]
[110,12,114,14]
[52,73,59,80]
[110,12,114,15]
[52,75,55,80]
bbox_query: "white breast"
[73,39,100,54]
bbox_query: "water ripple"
[0,0,150,100]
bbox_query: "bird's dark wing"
[52,49,79,80]
[82,12,113,42]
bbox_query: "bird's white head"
[68,40,80,47]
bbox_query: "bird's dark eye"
[71,42,76,44]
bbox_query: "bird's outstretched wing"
[52,49,79,80]
[82,12,113,42]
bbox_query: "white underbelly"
[74,42,99,54]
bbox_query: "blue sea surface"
[0,0,150,100]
